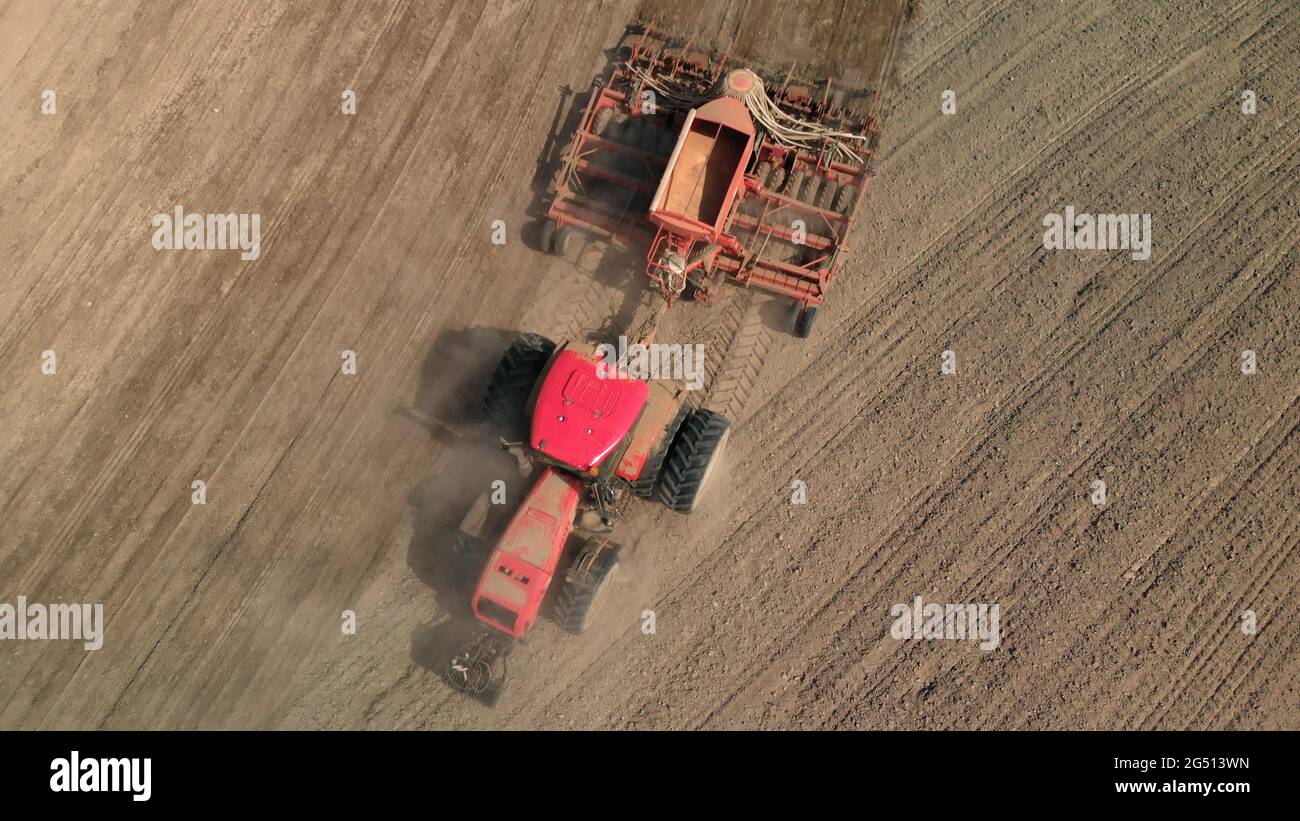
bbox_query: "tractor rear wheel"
[629,403,688,496]
[483,333,556,439]
[555,537,621,634]
[657,408,731,512]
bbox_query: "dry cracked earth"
[0,0,1296,729]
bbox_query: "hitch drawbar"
[444,631,513,707]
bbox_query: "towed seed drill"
[540,25,881,337]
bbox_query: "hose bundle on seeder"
[629,64,870,166]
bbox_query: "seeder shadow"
[521,34,655,305]
[523,39,634,235]
[760,291,801,335]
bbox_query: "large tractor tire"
[628,404,688,497]
[483,333,556,439]
[555,537,622,634]
[539,219,573,256]
[657,408,731,512]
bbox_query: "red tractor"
[444,332,730,704]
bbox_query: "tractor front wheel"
[483,333,556,439]
[556,538,622,634]
[657,408,731,512]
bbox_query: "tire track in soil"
[90,0,581,727]
[703,293,774,423]
[579,9,1300,722]
[750,147,1299,730]
[670,57,1289,717]
[746,0,1283,481]
[20,0,463,728]
[9,0,447,619]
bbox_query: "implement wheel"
[541,219,573,256]
[550,224,573,256]
[794,306,818,339]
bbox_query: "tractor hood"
[530,349,648,472]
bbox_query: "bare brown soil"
[0,0,1295,729]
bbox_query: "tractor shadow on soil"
[409,617,480,676]
[401,326,526,673]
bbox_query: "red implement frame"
[545,26,880,313]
